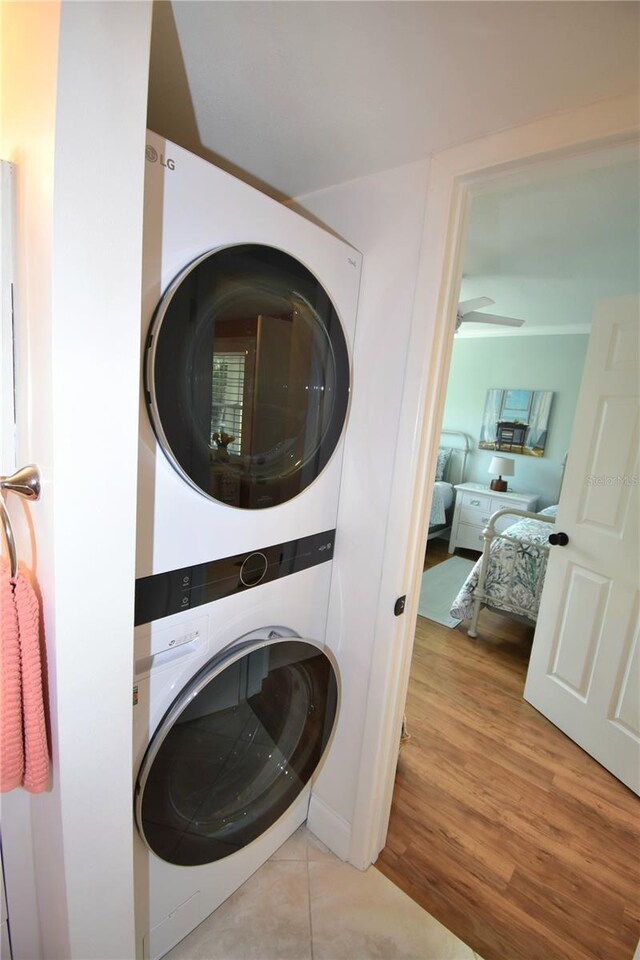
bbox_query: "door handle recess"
[548,532,569,546]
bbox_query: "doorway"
[415,144,639,655]
[376,142,640,960]
[350,101,640,880]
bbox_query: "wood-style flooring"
[376,539,640,960]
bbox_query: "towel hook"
[0,464,41,578]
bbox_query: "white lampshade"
[488,456,515,478]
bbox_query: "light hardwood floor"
[376,539,640,960]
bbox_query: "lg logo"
[145,145,176,171]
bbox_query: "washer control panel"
[135,529,335,626]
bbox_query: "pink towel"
[0,557,49,792]
[1,558,23,790]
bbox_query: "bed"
[427,431,471,541]
[450,504,558,636]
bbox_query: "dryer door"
[146,244,350,508]
[135,636,338,866]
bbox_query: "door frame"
[349,92,640,869]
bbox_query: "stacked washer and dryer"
[133,132,362,960]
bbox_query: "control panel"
[134,529,336,626]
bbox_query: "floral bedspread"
[430,483,447,526]
[450,513,555,622]
[430,481,455,528]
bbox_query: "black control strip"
[134,529,336,626]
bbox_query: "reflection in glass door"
[135,638,338,866]
[211,350,247,456]
[146,245,350,508]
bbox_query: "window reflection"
[211,352,246,456]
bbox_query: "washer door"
[146,244,350,508]
[135,636,338,866]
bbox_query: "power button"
[240,552,268,587]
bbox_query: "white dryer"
[133,135,360,960]
[137,131,362,581]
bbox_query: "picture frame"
[479,388,553,457]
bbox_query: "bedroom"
[386,143,640,958]
[419,142,639,633]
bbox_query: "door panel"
[146,244,350,508]
[524,295,639,794]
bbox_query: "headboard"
[439,430,471,486]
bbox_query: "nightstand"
[448,482,539,554]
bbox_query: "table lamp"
[488,456,515,492]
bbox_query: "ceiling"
[148,1,639,200]
[457,143,640,336]
[147,1,639,337]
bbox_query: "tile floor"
[165,825,485,960]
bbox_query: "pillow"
[435,447,452,481]
[540,504,558,516]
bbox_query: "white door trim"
[349,92,640,869]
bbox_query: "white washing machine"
[133,135,361,959]
[133,564,337,960]
[137,131,362,583]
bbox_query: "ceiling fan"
[456,297,524,332]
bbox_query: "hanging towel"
[1,558,23,790]
[0,557,49,793]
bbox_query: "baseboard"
[307,792,351,862]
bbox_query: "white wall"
[443,333,589,507]
[294,159,430,851]
[1,3,152,957]
[2,7,62,955]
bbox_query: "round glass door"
[146,244,350,508]
[135,637,338,866]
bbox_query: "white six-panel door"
[524,294,639,795]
